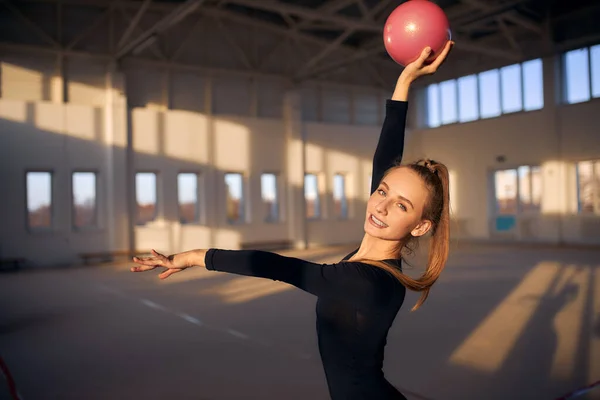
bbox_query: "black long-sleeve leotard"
[204,100,409,399]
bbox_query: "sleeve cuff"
[386,99,408,110]
[204,248,218,271]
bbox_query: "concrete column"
[249,77,258,117]
[51,54,67,103]
[105,61,132,251]
[547,53,566,244]
[283,89,307,249]
[163,68,172,110]
[205,75,218,248]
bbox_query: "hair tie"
[421,159,437,175]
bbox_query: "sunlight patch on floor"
[155,268,224,285]
[549,264,590,380]
[199,276,294,304]
[448,261,561,373]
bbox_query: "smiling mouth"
[369,214,388,228]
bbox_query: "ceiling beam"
[115,0,206,60]
[118,5,165,59]
[170,13,204,61]
[300,33,523,81]
[220,0,381,32]
[65,7,110,50]
[452,0,534,27]
[116,0,152,50]
[496,17,521,53]
[552,3,600,23]
[460,0,543,35]
[8,0,570,86]
[294,0,394,79]
[291,0,356,31]
[2,0,61,48]
[18,0,392,70]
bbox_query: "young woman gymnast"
[131,41,454,400]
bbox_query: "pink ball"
[383,0,451,67]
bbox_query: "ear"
[411,220,432,237]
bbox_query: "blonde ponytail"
[358,160,450,311]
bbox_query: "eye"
[377,189,386,196]
[397,203,407,211]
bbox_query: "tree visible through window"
[577,160,600,214]
[494,166,542,214]
[72,172,97,228]
[178,173,199,224]
[27,171,52,229]
[333,174,348,219]
[305,174,320,219]
[261,173,279,222]
[225,173,245,223]
[136,172,157,225]
[495,169,518,214]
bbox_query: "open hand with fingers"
[399,40,454,84]
[131,249,192,280]
[391,40,454,101]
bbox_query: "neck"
[352,233,402,261]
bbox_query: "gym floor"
[1,243,599,400]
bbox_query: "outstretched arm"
[370,42,455,194]
[204,249,388,302]
[131,248,393,305]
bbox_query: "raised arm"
[370,42,455,194]
[370,94,408,195]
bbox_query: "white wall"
[0,51,384,266]
[304,122,381,246]
[0,100,114,265]
[406,55,600,245]
[2,46,599,267]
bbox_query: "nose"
[375,199,388,216]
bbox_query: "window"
[494,169,518,214]
[565,44,600,103]
[178,173,199,224]
[479,69,501,119]
[494,166,542,215]
[27,171,52,229]
[518,166,542,212]
[427,84,441,128]
[439,80,458,124]
[522,59,544,110]
[591,44,600,98]
[576,160,600,214]
[501,64,522,113]
[425,58,544,127]
[261,173,279,222]
[305,174,320,219]
[72,172,97,228]
[458,75,478,122]
[225,173,245,223]
[333,174,348,219]
[565,47,590,104]
[136,172,157,225]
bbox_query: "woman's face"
[364,167,432,241]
